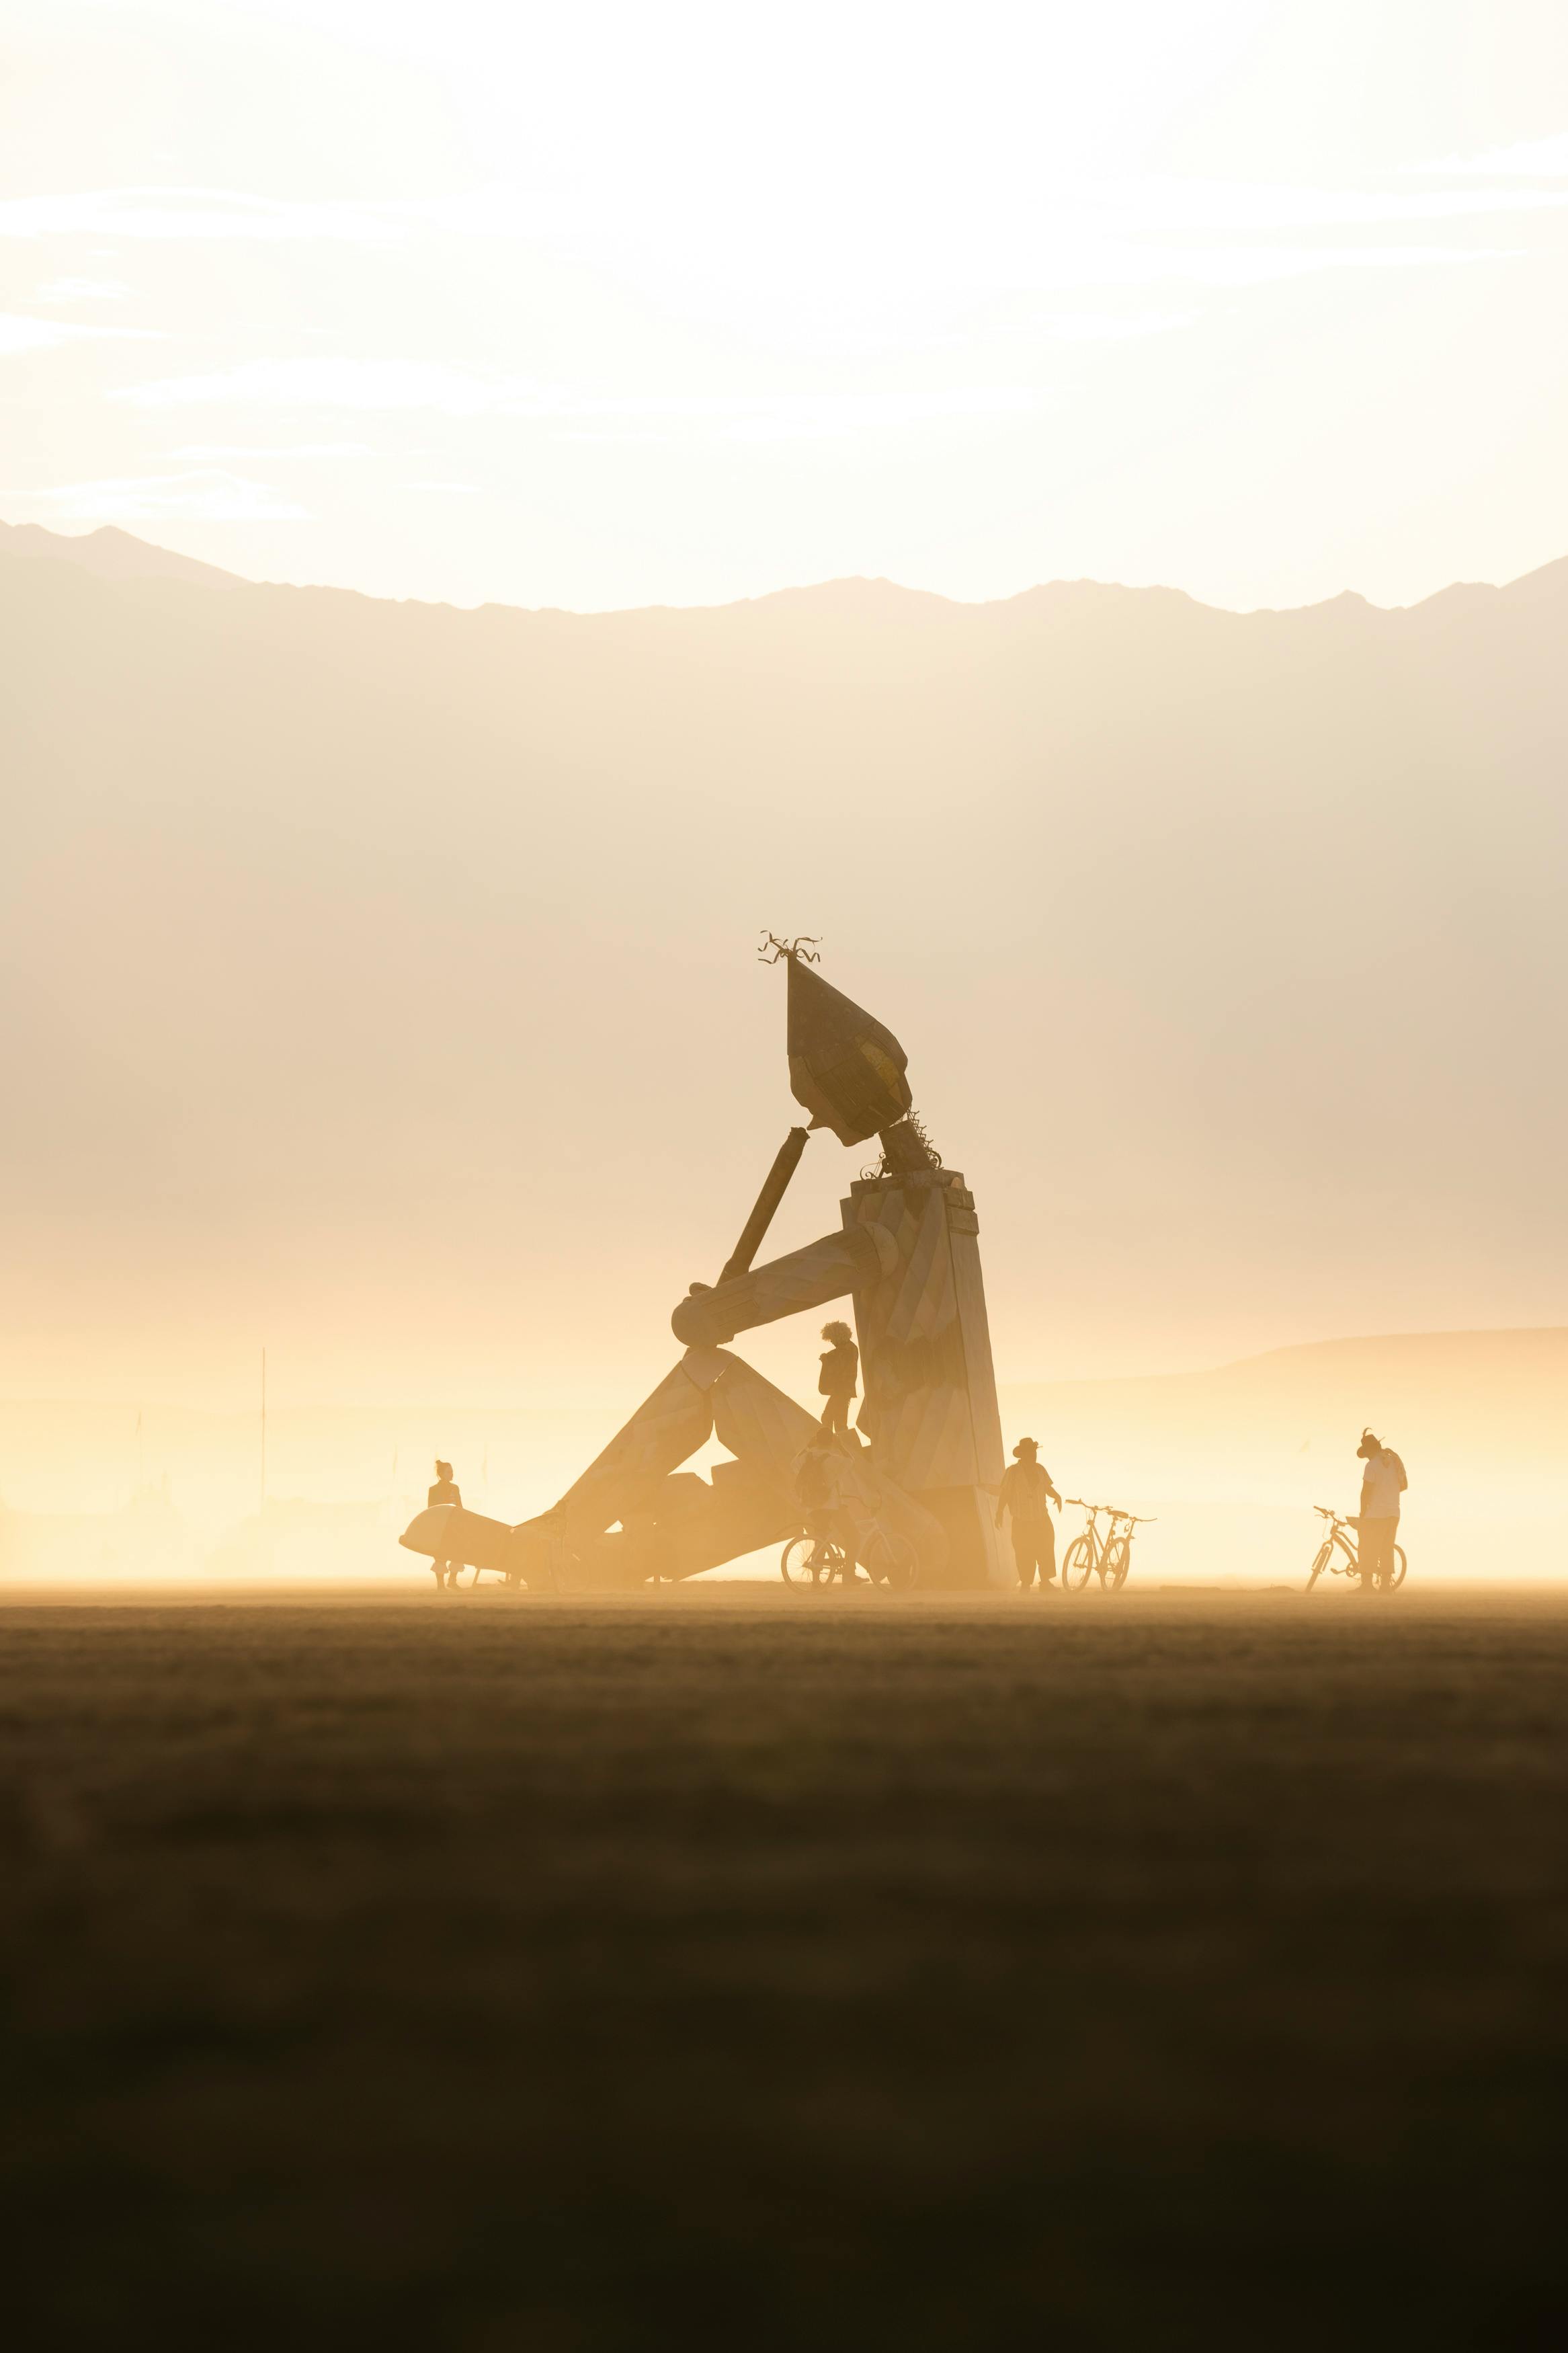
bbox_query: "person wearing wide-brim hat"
[995,1437,1062,1589]
[1352,1427,1407,1593]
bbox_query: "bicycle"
[780,1514,918,1591]
[1307,1506,1407,1592]
[1060,1500,1154,1593]
[860,1516,919,1591]
[780,1531,848,1587]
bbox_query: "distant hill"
[0,519,243,591]
[1005,1326,1568,1464]
[2,524,1565,1410]
[7,514,1568,623]
[999,1325,1568,1584]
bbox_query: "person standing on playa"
[996,1438,1062,1589]
[427,1458,462,1589]
[1354,1429,1407,1592]
[817,1321,859,1438]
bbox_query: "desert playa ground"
[4,1585,1566,2347]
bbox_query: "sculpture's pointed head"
[782,953,912,1146]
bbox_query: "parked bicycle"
[861,1517,919,1590]
[780,1531,848,1587]
[1307,1505,1407,1592]
[1060,1500,1154,1592]
[780,1513,918,1591]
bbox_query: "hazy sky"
[5,3,1568,609]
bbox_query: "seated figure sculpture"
[401,940,1007,1591]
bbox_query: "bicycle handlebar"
[1065,1499,1151,1523]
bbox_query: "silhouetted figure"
[818,1320,859,1437]
[1354,1428,1407,1591]
[792,1437,860,1584]
[996,1437,1062,1589]
[428,1458,462,1589]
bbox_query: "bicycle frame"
[1307,1505,1406,1591]
[1312,1508,1360,1577]
[1063,1499,1110,1574]
[1060,1499,1153,1593]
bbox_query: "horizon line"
[3,512,1564,625]
[4,1322,1563,1421]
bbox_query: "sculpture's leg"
[551,1347,821,1587]
[708,1347,823,1469]
[602,1347,948,1586]
[400,1340,953,1591]
[548,1346,725,1538]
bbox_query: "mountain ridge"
[7,516,1568,626]
[3,514,1565,1404]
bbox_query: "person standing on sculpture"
[818,1321,859,1437]
[996,1438,1062,1589]
[1354,1429,1406,1591]
[427,1458,462,1589]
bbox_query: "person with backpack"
[791,1437,860,1585]
[1354,1428,1407,1592]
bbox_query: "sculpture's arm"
[671,1222,898,1347]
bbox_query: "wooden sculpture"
[401,941,1007,1589]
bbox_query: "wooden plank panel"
[671,1225,882,1346]
[551,1357,714,1533]
[947,1221,1005,1490]
[900,1383,977,1492]
[709,1349,823,1474]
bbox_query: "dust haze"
[7,11,1568,2339]
[3,521,1565,1583]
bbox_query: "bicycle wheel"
[1101,1538,1130,1592]
[865,1529,918,1592]
[1306,1540,1335,1591]
[1061,1533,1095,1592]
[781,1537,837,1589]
[1380,1544,1408,1592]
[527,1539,577,1595]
